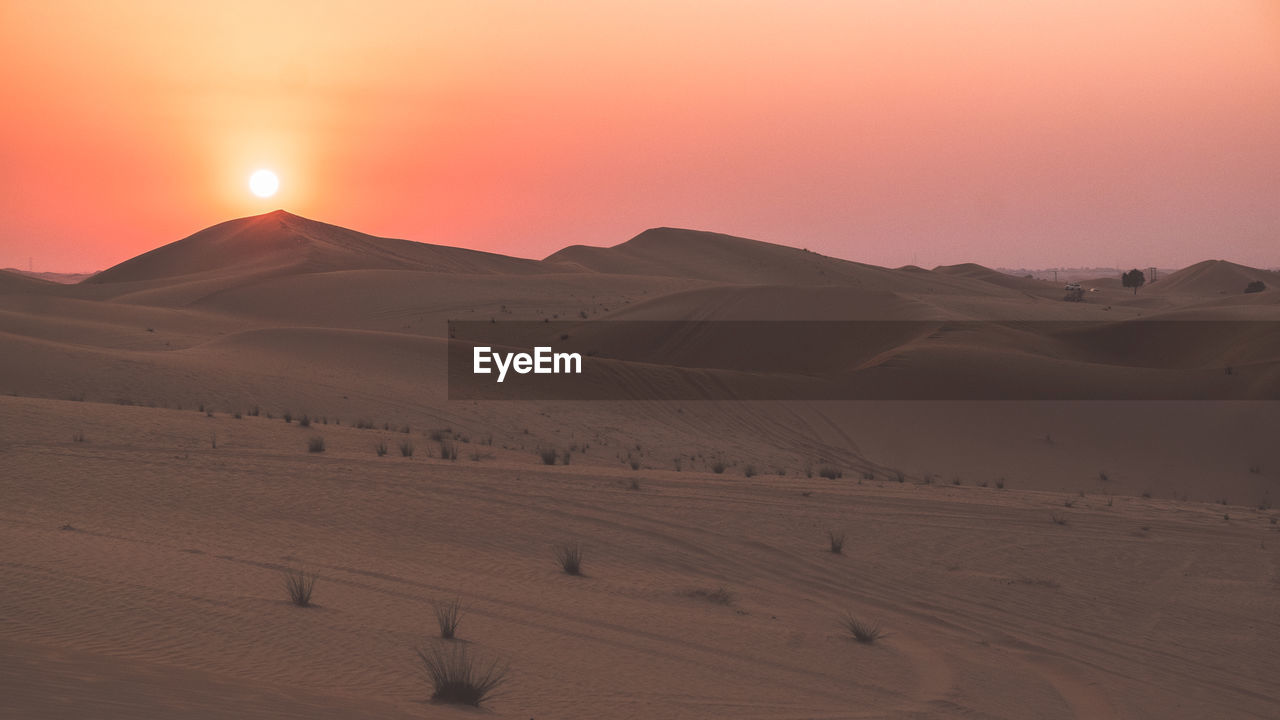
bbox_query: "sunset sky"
[2,1,1277,273]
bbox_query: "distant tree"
[1122,268,1146,296]
[1244,280,1266,294]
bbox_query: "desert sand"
[2,210,1277,718]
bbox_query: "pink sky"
[1,0,1277,273]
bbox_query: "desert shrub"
[996,477,1006,489]
[283,567,317,606]
[629,458,641,470]
[438,439,457,460]
[711,461,726,474]
[415,644,506,706]
[400,439,415,457]
[555,542,583,575]
[828,530,845,554]
[434,598,463,639]
[628,478,641,491]
[1244,280,1266,294]
[743,464,757,477]
[233,411,242,419]
[308,436,326,453]
[1050,512,1068,525]
[72,431,86,443]
[842,614,882,643]
[1063,498,1074,508]
[375,440,388,456]
[283,411,293,424]
[539,448,558,465]
[863,471,875,480]
[401,425,410,434]
[299,415,311,427]
[818,466,842,480]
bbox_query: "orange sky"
[2,0,1278,272]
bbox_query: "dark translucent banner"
[447,320,1280,401]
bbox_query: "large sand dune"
[2,211,1278,718]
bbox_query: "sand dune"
[1147,259,1277,296]
[3,211,1279,718]
[87,210,550,289]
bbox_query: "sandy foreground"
[2,212,1279,717]
[2,395,1277,719]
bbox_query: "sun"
[249,169,279,198]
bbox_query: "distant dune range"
[2,211,1278,717]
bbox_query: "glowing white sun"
[249,169,279,198]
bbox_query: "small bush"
[283,567,317,606]
[1244,280,1266,294]
[818,466,842,480]
[1050,512,1068,525]
[283,411,293,424]
[434,598,463,639]
[415,644,507,706]
[842,614,883,643]
[299,415,311,428]
[555,542,583,575]
[828,530,845,554]
[438,439,457,460]
[375,440,388,456]
[233,411,242,419]
[995,477,1005,489]
[308,436,326,453]
[629,458,641,471]
[711,461,726,474]
[400,439,414,457]
[540,448,558,465]
[743,464,757,477]
[72,431,86,443]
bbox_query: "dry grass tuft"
[283,566,317,607]
[841,614,883,643]
[415,644,507,706]
[434,598,463,639]
[555,541,583,575]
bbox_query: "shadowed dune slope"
[0,269,66,296]
[86,210,552,288]
[549,228,1023,295]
